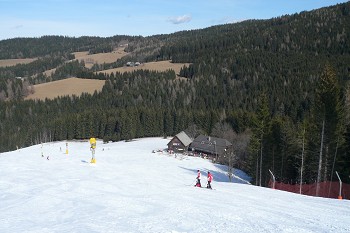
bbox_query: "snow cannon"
[89,138,96,163]
[90,138,96,149]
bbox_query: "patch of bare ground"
[25,77,105,101]
[40,47,128,77]
[100,60,191,78]
[0,58,37,67]
[43,68,57,76]
[73,46,129,69]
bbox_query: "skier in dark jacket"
[195,170,202,187]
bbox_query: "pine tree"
[252,93,271,186]
[312,63,344,195]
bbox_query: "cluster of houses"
[167,131,232,162]
[126,61,141,67]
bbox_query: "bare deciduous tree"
[185,124,204,140]
[212,122,252,181]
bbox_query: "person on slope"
[195,170,202,187]
[207,171,213,189]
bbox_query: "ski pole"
[190,179,196,186]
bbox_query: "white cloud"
[167,14,192,24]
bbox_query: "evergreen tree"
[310,63,344,194]
[251,93,271,186]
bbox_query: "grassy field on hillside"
[25,77,105,100]
[0,58,37,67]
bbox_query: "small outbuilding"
[167,131,192,153]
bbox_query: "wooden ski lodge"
[168,132,232,160]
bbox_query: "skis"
[193,186,215,190]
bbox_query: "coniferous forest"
[0,3,349,186]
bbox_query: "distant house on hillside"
[15,77,25,81]
[189,135,232,161]
[167,131,192,153]
[126,62,134,67]
[126,61,140,67]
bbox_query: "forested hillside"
[0,2,349,187]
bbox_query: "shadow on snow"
[179,165,251,184]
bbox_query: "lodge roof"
[174,131,192,147]
[189,135,232,156]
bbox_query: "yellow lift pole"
[90,138,96,163]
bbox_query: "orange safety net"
[268,180,350,200]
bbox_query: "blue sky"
[0,0,347,40]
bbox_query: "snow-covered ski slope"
[1,138,349,233]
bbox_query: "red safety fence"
[268,180,350,200]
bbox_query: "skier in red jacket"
[207,171,213,189]
[195,170,202,187]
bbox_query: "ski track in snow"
[0,138,350,233]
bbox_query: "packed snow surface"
[1,138,349,233]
